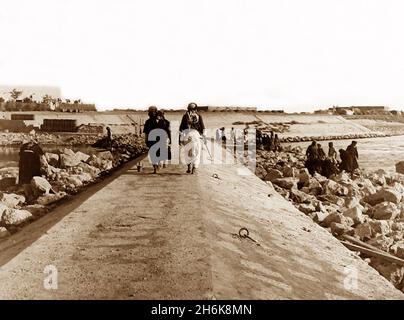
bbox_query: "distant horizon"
[1,84,403,113]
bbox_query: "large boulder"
[273,178,298,190]
[282,166,298,178]
[372,202,400,220]
[0,193,25,208]
[65,176,83,189]
[317,195,345,207]
[36,192,67,206]
[345,197,361,209]
[78,163,101,179]
[368,172,386,186]
[297,203,316,215]
[354,223,373,241]
[330,222,354,236]
[60,153,81,168]
[264,169,283,182]
[331,172,351,184]
[289,188,316,204]
[343,206,365,225]
[322,180,348,197]
[1,209,32,226]
[364,188,402,206]
[322,212,354,228]
[356,178,377,197]
[298,169,311,186]
[302,178,323,195]
[31,176,52,197]
[45,153,59,167]
[75,151,90,163]
[369,220,391,236]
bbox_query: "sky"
[1,0,404,112]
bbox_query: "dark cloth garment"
[346,145,359,173]
[157,118,171,143]
[179,112,205,135]
[143,117,160,148]
[317,147,326,160]
[157,117,171,161]
[306,145,318,161]
[339,149,349,172]
[18,142,44,185]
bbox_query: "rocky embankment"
[279,132,387,143]
[0,132,103,147]
[0,134,147,239]
[256,147,404,292]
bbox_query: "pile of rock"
[0,135,147,240]
[257,147,404,292]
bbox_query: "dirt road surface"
[0,142,402,299]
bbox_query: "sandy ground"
[0,141,402,299]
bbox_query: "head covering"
[187,102,197,111]
[148,106,157,117]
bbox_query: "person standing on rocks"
[274,134,282,152]
[143,106,161,174]
[156,110,171,168]
[305,141,318,175]
[346,141,359,177]
[179,102,206,174]
[328,142,337,163]
[106,126,113,150]
[268,131,275,151]
[18,136,46,185]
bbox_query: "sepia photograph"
[1,0,404,311]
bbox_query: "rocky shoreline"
[256,146,404,292]
[0,134,147,239]
[279,132,388,143]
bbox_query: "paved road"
[0,142,402,299]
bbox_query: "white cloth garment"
[182,129,202,168]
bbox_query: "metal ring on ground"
[239,228,249,238]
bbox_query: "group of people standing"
[143,102,205,174]
[305,140,359,177]
[258,131,282,152]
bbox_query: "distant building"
[57,103,96,113]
